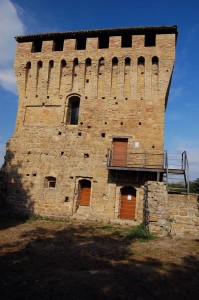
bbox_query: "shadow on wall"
[0,223,199,299]
[0,149,34,229]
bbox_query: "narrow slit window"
[68,96,80,125]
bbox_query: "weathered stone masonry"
[3,26,178,223]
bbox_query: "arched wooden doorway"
[78,179,91,206]
[120,186,136,220]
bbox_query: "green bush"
[125,223,155,242]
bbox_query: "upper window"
[68,96,80,125]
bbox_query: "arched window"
[125,57,131,66]
[68,95,80,125]
[112,57,118,66]
[37,60,43,69]
[49,60,54,68]
[138,56,145,66]
[85,58,91,66]
[152,56,158,65]
[26,61,31,70]
[61,59,67,68]
[44,176,56,188]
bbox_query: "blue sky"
[0,0,198,179]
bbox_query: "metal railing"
[107,149,164,169]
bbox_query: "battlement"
[15,25,177,54]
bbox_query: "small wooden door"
[79,180,91,206]
[120,186,136,220]
[112,139,128,166]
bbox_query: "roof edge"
[15,25,178,43]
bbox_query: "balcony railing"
[107,149,164,170]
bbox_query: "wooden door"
[112,139,128,166]
[79,180,91,206]
[120,186,136,220]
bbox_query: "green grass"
[102,223,155,242]
[124,223,155,242]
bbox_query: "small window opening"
[101,132,105,137]
[86,79,89,83]
[33,173,37,177]
[47,96,50,99]
[53,39,64,51]
[115,102,118,105]
[37,61,43,69]
[74,58,78,65]
[152,56,159,65]
[61,59,67,68]
[80,122,83,125]
[26,61,31,70]
[98,35,109,49]
[68,96,80,125]
[145,33,156,47]
[26,174,30,176]
[84,153,89,158]
[58,131,62,135]
[76,37,86,50]
[112,57,118,66]
[87,125,91,128]
[125,57,131,66]
[85,58,91,66]
[32,40,42,53]
[121,122,123,125]
[65,196,69,202]
[61,151,64,156]
[105,122,107,125]
[44,176,56,188]
[139,122,142,125]
[78,132,82,136]
[122,34,132,47]
[125,97,128,100]
[152,145,155,149]
[70,176,74,179]
[49,60,54,68]
[138,57,145,66]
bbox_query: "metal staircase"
[164,151,189,194]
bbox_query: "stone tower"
[3,26,177,221]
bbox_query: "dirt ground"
[0,217,199,300]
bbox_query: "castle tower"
[4,26,177,221]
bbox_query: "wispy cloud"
[0,0,25,94]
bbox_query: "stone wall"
[144,181,199,238]
[3,27,177,221]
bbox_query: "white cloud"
[0,0,25,94]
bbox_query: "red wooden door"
[79,180,91,206]
[120,186,136,220]
[112,139,128,166]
